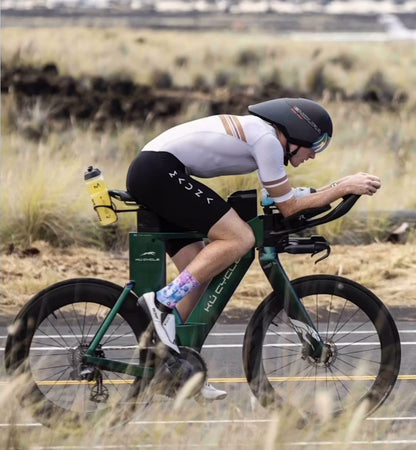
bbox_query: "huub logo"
[169,170,214,205]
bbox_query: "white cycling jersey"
[142,114,293,203]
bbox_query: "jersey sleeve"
[251,133,294,203]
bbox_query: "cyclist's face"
[289,146,316,167]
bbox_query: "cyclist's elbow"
[275,197,299,218]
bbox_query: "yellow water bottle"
[84,166,118,226]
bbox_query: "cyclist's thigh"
[208,208,255,248]
[127,151,231,235]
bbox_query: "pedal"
[145,347,207,399]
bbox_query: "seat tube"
[129,231,166,297]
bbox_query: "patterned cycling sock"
[156,269,201,309]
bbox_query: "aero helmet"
[248,98,333,155]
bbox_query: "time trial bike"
[4,187,401,425]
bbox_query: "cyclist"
[126,97,381,400]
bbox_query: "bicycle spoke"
[32,322,72,350]
[336,352,381,367]
[56,306,84,347]
[329,306,364,340]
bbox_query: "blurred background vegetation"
[1,27,416,250]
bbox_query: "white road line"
[368,416,416,421]
[3,416,416,428]
[0,342,393,352]
[2,329,416,340]
[0,423,42,428]
[3,341,416,352]
[287,441,416,446]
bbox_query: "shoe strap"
[155,297,173,314]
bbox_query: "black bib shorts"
[126,151,231,257]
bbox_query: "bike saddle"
[108,189,138,204]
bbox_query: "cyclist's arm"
[267,180,346,217]
[315,175,354,192]
[268,173,381,217]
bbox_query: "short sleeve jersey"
[142,114,292,202]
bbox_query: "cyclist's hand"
[343,172,381,196]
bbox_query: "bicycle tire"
[243,275,401,417]
[5,278,150,425]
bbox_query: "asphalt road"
[1,321,416,446]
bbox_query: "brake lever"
[312,246,331,264]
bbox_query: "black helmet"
[248,98,333,153]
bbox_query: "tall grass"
[3,27,416,97]
[0,123,157,249]
[0,370,410,450]
[1,28,415,450]
[1,98,415,249]
[1,28,416,249]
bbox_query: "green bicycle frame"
[128,215,325,355]
[84,208,326,376]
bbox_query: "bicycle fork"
[259,247,329,363]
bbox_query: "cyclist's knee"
[208,209,255,254]
[239,226,255,254]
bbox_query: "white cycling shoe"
[199,382,227,401]
[139,292,180,354]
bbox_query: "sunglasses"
[311,133,331,153]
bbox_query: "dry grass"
[2,27,416,97]
[0,366,412,450]
[1,28,416,248]
[1,241,415,320]
[1,25,416,450]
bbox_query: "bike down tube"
[86,281,136,356]
[180,248,255,350]
[177,216,260,350]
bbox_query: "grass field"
[1,25,416,448]
[1,28,416,248]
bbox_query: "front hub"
[306,341,338,367]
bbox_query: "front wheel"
[243,275,401,417]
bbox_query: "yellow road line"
[1,374,415,387]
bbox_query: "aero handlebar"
[265,194,361,238]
